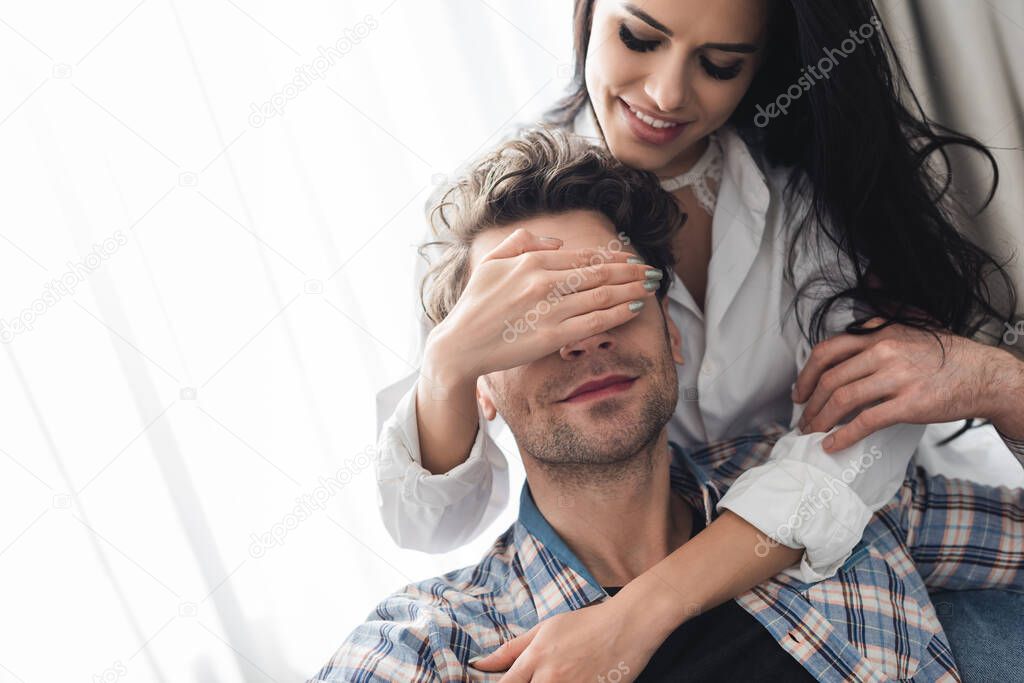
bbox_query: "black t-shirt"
[602,504,815,683]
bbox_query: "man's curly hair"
[420,126,685,325]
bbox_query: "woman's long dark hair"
[547,0,1019,356]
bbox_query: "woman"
[375,0,1024,679]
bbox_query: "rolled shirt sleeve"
[372,212,511,552]
[718,422,925,582]
[375,371,509,552]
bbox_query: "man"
[311,129,1023,681]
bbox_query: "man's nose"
[559,332,615,360]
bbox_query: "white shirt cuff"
[376,378,496,507]
[375,377,508,551]
[719,457,873,582]
[715,425,924,583]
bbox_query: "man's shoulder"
[379,525,524,626]
[670,425,788,490]
[310,526,527,681]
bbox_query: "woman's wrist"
[612,566,700,642]
[415,326,484,475]
[422,324,478,393]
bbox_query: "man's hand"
[792,318,1023,452]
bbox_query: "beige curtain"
[878,0,1024,349]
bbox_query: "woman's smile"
[618,96,690,145]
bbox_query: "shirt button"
[701,362,716,376]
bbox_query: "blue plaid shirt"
[311,427,1024,682]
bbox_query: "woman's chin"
[605,136,675,174]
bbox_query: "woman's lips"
[618,97,688,145]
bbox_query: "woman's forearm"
[618,510,802,639]
[415,331,483,475]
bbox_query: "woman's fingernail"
[823,435,835,450]
[643,280,658,291]
[539,236,562,244]
[644,269,663,280]
[627,256,644,264]
[629,300,645,312]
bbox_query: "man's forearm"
[987,347,1024,441]
[616,510,802,640]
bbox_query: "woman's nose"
[643,59,690,114]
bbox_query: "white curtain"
[3,2,1021,681]
[1,1,569,680]
[879,0,1024,342]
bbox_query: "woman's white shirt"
[373,104,1021,581]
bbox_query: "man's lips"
[558,374,638,404]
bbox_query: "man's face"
[472,210,684,467]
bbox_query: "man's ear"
[476,375,498,421]
[662,297,685,365]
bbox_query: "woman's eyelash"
[619,22,742,81]
[618,23,659,53]
[700,56,742,80]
